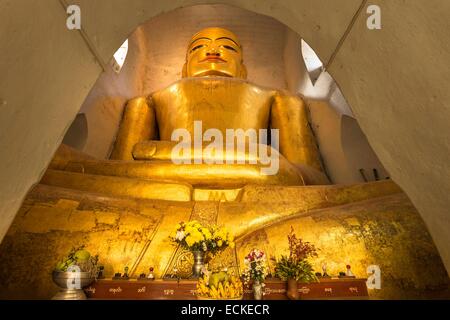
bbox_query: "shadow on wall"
[62,113,87,151]
[308,99,390,185]
[341,115,390,182]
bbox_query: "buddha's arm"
[110,97,157,160]
[270,92,329,184]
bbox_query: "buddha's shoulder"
[151,77,278,97]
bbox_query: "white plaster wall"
[0,0,101,243]
[308,100,358,183]
[77,29,150,158]
[283,28,387,184]
[328,0,450,272]
[306,100,389,184]
[1,0,449,274]
[340,115,389,182]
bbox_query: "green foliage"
[273,255,317,282]
[272,227,319,283]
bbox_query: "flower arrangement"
[171,220,234,254]
[272,227,318,282]
[196,270,243,299]
[242,249,269,286]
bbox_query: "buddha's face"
[184,27,246,79]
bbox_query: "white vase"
[253,280,263,300]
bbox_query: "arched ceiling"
[0,0,449,274]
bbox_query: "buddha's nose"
[206,51,221,57]
[206,45,221,56]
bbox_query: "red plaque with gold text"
[84,278,368,300]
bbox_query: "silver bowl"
[52,270,95,300]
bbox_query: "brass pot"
[192,250,206,278]
[52,270,95,300]
[286,278,299,300]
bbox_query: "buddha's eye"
[190,44,205,53]
[222,45,238,52]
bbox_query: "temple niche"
[0,4,448,300]
[68,4,389,185]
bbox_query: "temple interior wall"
[0,0,449,274]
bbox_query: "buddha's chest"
[152,78,274,140]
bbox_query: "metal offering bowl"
[52,270,95,300]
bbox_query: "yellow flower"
[191,230,201,240]
[171,220,236,251]
[202,228,212,239]
[185,236,195,247]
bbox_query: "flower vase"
[286,278,299,300]
[253,280,263,300]
[192,250,205,278]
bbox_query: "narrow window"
[112,39,129,73]
[301,39,323,85]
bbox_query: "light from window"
[112,39,128,73]
[301,39,323,85]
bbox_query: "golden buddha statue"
[0,28,447,300]
[48,27,329,202]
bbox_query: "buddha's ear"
[182,63,187,78]
[239,63,248,79]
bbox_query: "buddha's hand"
[132,140,278,164]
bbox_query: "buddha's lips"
[200,57,226,63]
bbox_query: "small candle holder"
[147,267,155,280]
[97,266,105,279]
[122,266,130,280]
